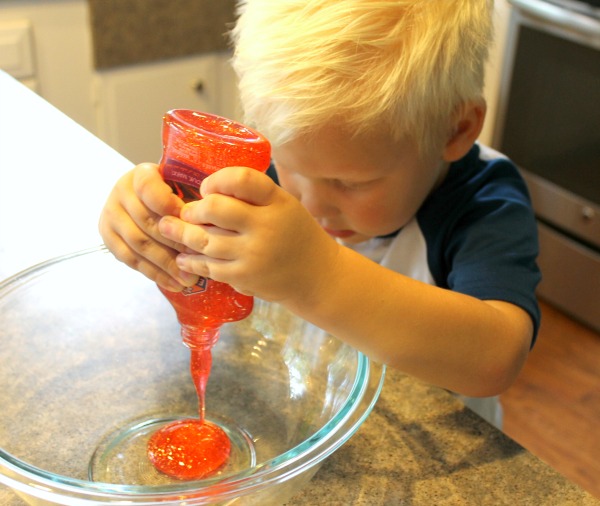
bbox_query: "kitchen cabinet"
[0,0,241,165]
[93,53,240,164]
[0,0,97,132]
[0,18,35,89]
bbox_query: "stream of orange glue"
[147,347,231,480]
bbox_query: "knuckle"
[130,234,154,256]
[115,170,135,198]
[137,263,165,286]
[234,166,254,185]
[183,227,210,253]
[165,260,181,279]
[201,194,221,216]
[97,217,109,241]
[143,214,159,236]
[192,258,212,279]
[132,164,158,196]
[111,243,141,271]
[98,203,120,231]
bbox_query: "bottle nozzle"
[181,325,220,350]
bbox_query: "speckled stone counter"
[87,0,237,69]
[1,367,598,504]
[286,368,600,505]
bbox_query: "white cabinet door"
[94,54,228,164]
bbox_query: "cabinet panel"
[0,19,34,78]
[0,0,97,133]
[95,55,222,164]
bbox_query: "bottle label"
[182,277,208,296]
[162,158,207,189]
[161,157,206,202]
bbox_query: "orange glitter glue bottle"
[146,110,271,480]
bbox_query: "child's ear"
[442,100,487,162]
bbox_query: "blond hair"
[230,0,493,153]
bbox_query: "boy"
[99,0,540,427]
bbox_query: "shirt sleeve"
[418,149,542,345]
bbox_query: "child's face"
[272,125,448,244]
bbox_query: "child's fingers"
[175,252,239,290]
[180,194,253,234]
[107,165,185,253]
[105,212,198,289]
[99,164,200,290]
[159,216,238,261]
[121,188,187,253]
[175,253,212,280]
[133,163,184,217]
[200,167,278,206]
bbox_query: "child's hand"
[98,163,199,291]
[158,167,340,305]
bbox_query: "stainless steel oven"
[493,0,600,331]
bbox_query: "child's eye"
[332,179,371,191]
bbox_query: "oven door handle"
[510,0,600,43]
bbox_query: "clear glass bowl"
[0,247,384,505]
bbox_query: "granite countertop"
[2,367,598,504]
[287,368,600,505]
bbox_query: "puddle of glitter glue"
[147,348,231,480]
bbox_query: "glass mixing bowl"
[0,247,384,505]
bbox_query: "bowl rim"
[0,246,386,504]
